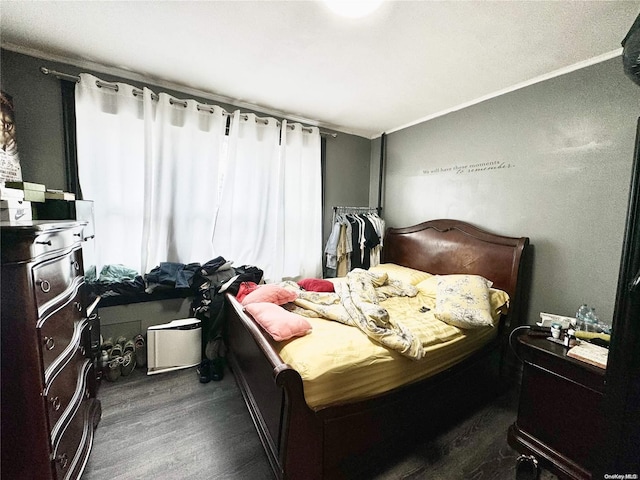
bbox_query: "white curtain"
[141,92,226,273]
[212,112,284,280]
[280,120,322,279]
[76,73,322,281]
[76,74,147,273]
[76,74,226,274]
[212,115,322,282]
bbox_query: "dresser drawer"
[31,226,85,261]
[51,361,96,480]
[39,291,86,375]
[33,248,84,318]
[44,341,89,430]
[1,222,85,264]
[52,398,100,480]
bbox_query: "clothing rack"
[327,206,385,277]
[332,206,381,225]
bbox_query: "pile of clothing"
[187,257,263,382]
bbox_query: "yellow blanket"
[276,293,500,410]
[275,265,509,410]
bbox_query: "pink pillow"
[236,282,259,302]
[244,302,312,341]
[298,278,334,292]
[241,284,298,306]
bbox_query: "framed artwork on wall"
[0,90,22,184]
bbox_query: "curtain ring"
[96,80,119,92]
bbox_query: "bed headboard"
[381,219,530,325]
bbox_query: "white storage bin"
[146,318,201,375]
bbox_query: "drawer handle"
[56,453,69,469]
[71,260,80,271]
[74,301,83,312]
[83,235,95,241]
[36,240,52,246]
[43,336,55,351]
[79,345,86,356]
[49,396,61,411]
[85,388,91,399]
[38,279,51,293]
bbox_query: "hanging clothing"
[325,210,385,277]
[324,221,342,271]
[336,223,350,278]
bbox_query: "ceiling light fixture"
[323,0,384,19]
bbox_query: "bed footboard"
[226,295,323,479]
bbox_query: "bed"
[225,219,530,479]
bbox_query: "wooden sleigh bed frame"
[225,219,530,479]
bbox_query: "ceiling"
[1,1,639,139]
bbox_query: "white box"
[538,312,573,329]
[0,199,29,209]
[146,318,201,375]
[0,200,32,223]
[0,187,25,200]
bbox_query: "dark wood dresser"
[508,333,606,479]
[1,220,101,479]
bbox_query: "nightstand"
[508,333,606,480]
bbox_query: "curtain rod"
[40,66,338,138]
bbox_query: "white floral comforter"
[283,269,423,360]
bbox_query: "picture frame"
[0,90,23,184]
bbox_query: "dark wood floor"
[82,366,559,480]
[81,366,273,479]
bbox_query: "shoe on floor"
[210,358,225,381]
[197,359,211,383]
[104,343,123,382]
[99,349,109,370]
[133,334,147,368]
[101,337,114,353]
[121,339,137,376]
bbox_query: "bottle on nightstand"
[564,318,577,347]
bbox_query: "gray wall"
[324,133,371,241]
[1,50,68,189]
[380,57,640,326]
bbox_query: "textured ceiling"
[1,1,639,138]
